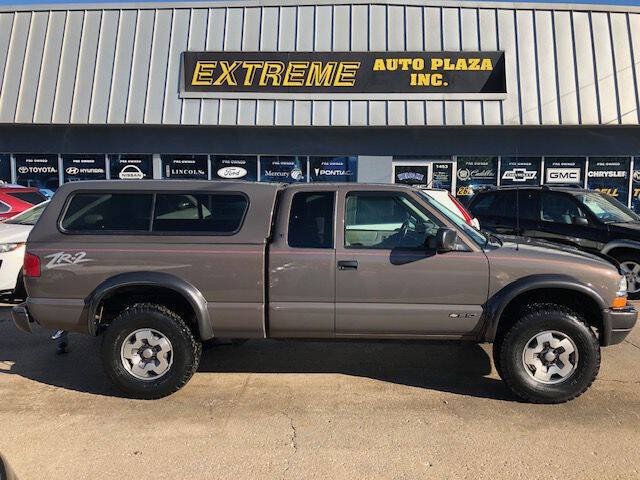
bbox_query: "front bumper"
[602,305,638,346]
[12,302,32,333]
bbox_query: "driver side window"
[541,192,587,225]
[344,192,442,249]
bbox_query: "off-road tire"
[612,251,640,300]
[498,303,600,404]
[101,303,202,399]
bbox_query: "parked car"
[13,181,636,403]
[0,186,47,220]
[468,186,640,299]
[0,201,49,300]
[421,188,480,229]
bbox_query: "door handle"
[337,260,358,270]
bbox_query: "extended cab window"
[288,192,334,248]
[61,193,153,232]
[345,192,442,249]
[152,194,248,233]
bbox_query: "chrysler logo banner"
[182,51,506,98]
[586,157,630,205]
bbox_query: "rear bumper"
[12,303,32,333]
[602,306,638,346]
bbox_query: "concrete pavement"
[1,304,639,479]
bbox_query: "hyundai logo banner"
[15,154,59,190]
[109,155,152,180]
[310,157,357,182]
[182,51,506,98]
[62,154,106,182]
[456,156,498,203]
[260,156,307,183]
[500,157,541,186]
[587,157,631,205]
[544,157,586,186]
[162,155,208,179]
[212,155,258,181]
[0,154,9,183]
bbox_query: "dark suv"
[469,186,640,298]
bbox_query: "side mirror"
[435,228,457,252]
[572,216,589,226]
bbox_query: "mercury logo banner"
[182,51,506,97]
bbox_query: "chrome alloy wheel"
[620,261,640,294]
[120,328,173,381]
[522,330,579,385]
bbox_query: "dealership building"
[1,0,640,207]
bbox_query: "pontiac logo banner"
[181,51,506,99]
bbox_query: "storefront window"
[161,155,208,179]
[15,154,60,192]
[586,157,631,206]
[455,156,498,204]
[0,154,10,182]
[500,157,541,186]
[309,157,357,182]
[631,158,640,213]
[543,157,586,186]
[62,154,107,182]
[212,155,258,181]
[260,156,307,183]
[109,154,153,180]
[431,162,453,191]
[394,165,429,187]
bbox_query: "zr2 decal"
[44,251,92,269]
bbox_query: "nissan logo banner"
[63,155,106,182]
[544,157,586,186]
[109,155,152,180]
[587,157,631,205]
[500,157,541,186]
[162,155,208,179]
[15,154,59,190]
[182,51,506,98]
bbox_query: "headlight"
[0,243,23,253]
[617,275,628,297]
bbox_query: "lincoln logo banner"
[181,51,506,99]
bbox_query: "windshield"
[416,190,488,246]
[573,191,639,224]
[5,201,48,225]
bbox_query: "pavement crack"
[281,411,298,480]
[625,339,640,351]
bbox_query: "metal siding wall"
[0,1,638,128]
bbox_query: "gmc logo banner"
[181,51,506,99]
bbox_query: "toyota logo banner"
[14,154,60,190]
[0,154,9,182]
[109,155,152,180]
[500,157,541,186]
[62,155,106,182]
[586,157,631,206]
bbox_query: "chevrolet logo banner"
[181,51,506,99]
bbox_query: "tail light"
[23,252,40,278]
[448,193,473,225]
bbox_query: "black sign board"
[15,154,59,191]
[632,158,640,213]
[260,156,307,183]
[183,51,506,96]
[62,154,106,182]
[500,157,541,186]
[310,157,357,182]
[394,166,428,187]
[212,156,258,181]
[432,162,453,191]
[456,156,498,204]
[587,157,631,206]
[0,154,10,182]
[161,155,208,179]
[544,157,585,186]
[109,155,153,180]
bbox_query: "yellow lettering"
[431,58,443,70]
[385,58,398,71]
[334,61,360,86]
[432,73,443,86]
[481,58,493,70]
[469,58,480,70]
[412,58,424,71]
[212,60,241,86]
[191,61,216,86]
[373,58,386,71]
[283,61,309,86]
[305,62,337,86]
[455,58,467,70]
[444,59,455,70]
[259,61,285,86]
[398,58,412,70]
[241,61,264,85]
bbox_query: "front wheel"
[497,305,600,404]
[101,303,202,399]
[615,252,640,300]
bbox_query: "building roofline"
[1,0,640,15]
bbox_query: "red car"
[0,187,47,220]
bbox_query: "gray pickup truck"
[12,181,637,403]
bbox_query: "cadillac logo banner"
[456,156,498,203]
[182,51,506,99]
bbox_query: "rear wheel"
[101,303,202,399]
[615,252,640,300]
[497,304,600,404]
